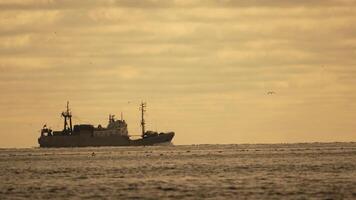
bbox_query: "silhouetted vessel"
[38,102,175,147]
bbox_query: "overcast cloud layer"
[1,0,356,147]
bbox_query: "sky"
[1,0,356,148]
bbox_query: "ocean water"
[1,143,356,199]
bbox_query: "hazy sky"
[1,0,356,147]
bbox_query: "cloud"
[1,0,356,146]
[94,65,141,80]
[1,0,355,11]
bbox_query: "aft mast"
[140,102,146,136]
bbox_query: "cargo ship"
[38,102,175,147]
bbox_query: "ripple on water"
[0,143,355,199]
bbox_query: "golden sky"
[1,0,356,147]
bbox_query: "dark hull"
[38,132,174,148]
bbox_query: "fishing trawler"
[38,102,175,147]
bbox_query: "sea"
[1,143,356,199]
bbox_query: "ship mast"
[140,102,146,136]
[62,101,73,133]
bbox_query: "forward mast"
[62,101,73,133]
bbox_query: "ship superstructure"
[93,115,128,137]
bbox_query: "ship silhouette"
[38,102,175,147]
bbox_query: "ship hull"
[38,132,174,148]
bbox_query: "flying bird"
[267,91,276,95]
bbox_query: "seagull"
[267,91,276,95]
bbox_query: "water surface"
[1,143,356,199]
